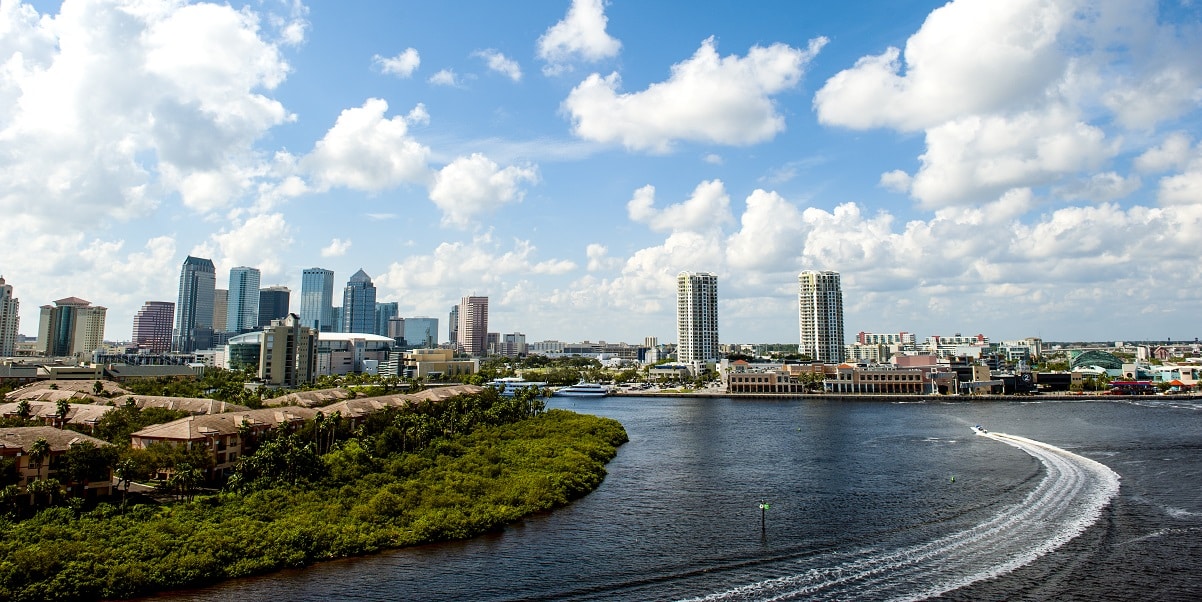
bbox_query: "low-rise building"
[0,426,114,498]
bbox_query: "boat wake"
[682,432,1121,601]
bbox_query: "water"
[155,397,1202,601]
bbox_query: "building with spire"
[300,268,335,332]
[173,256,216,353]
[798,270,845,363]
[676,272,719,372]
[0,276,19,357]
[342,269,377,334]
[132,301,174,352]
[37,297,107,358]
[457,296,489,356]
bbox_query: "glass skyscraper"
[226,266,261,334]
[173,255,216,353]
[258,286,291,327]
[342,269,377,334]
[404,317,439,349]
[300,268,335,332]
[374,301,398,337]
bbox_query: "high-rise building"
[260,313,317,387]
[458,296,488,355]
[226,266,261,334]
[448,305,459,347]
[132,301,174,352]
[0,276,18,357]
[342,269,377,333]
[374,301,398,337]
[213,289,228,334]
[387,317,406,344]
[37,297,107,358]
[798,270,845,363]
[404,317,439,349]
[300,268,335,332]
[258,286,291,327]
[676,272,719,371]
[173,255,216,353]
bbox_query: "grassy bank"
[0,409,627,601]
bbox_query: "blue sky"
[3,0,1201,346]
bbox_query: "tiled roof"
[131,407,320,442]
[0,426,110,452]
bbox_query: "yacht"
[553,381,611,398]
[489,377,547,397]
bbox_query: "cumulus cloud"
[321,238,352,257]
[563,36,827,152]
[474,49,522,81]
[209,212,293,278]
[626,180,733,233]
[428,153,539,227]
[428,68,462,87]
[301,98,432,192]
[537,0,621,75]
[586,243,622,271]
[374,48,420,77]
[879,169,912,193]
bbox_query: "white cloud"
[474,49,522,82]
[1135,132,1194,173]
[209,212,293,278]
[586,243,622,271]
[374,48,420,77]
[301,98,432,192]
[563,36,826,152]
[879,169,912,193]
[702,153,723,165]
[321,238,352,257]
[626,179,733,234]
[428,153,539,227]
[428,69,461,87]
[537,0,621,75]
[1053,172,1141,203]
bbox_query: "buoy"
[950,475,956,483]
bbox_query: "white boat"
[554,381,611,397]
[971,424,988,435]
[489,377,547,397]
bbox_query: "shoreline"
[606,390,1202,402]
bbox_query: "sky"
[2,0,1201,347]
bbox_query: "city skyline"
[3,1,1201,345]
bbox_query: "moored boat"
[553,381,610,397]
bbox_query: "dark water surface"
[155,397,1202,601]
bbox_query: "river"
[155,396,1202,601]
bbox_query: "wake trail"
[681,431,1121,602]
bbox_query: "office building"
[258,286,291,327]
[458,296,488,355]
[260,313,317,387]
[37,297,107,358]
[798,270,845,363]
[132,301,174,352]
[404,317,438,349]
[387,317,406,344]
[213,289,228,334]
[448,305,459,348]
[0,276,18,357]
[226,266,261,334]
[300,268,335,332]
[173,256,216,353]
[676,272,720,371]
[342,269,377,334]
[375,301,398,337]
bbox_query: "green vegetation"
[0,409,627,601]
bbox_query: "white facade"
[676,271,719,372]
[798,271,844,363]
[0,276,18,357]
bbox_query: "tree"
[59,441,117,498]
[93,380,104,396]
[55,399,70,428]
[15,399,32,421]
[26,477,58,507]
[28,437,50,482]
[114,458,137,513]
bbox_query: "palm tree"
[15,399,31,421]
[55,399,70,428]
[28,437,50,482]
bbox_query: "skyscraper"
[404,317,439,349]
[342,269,377,333]
[226,266,261,334]
[132,301,174,352]
[0,276,19,357]
[37,297,107,358]
[457,296,488,355]
[173,256,216,353]
[300,268,335,332]
[798,270,845,363]
[258,286,291,327]
[374,301,398,337]
[213,289,228,334]
[448,305,459,348]
[676,272,719,371]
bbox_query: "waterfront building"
[132,301,174,352]
[36,297,107,358]
[374,301,398,337]
[925,334,988,357]
[212,289,228,335]
[857,331,916,346]
[676,271,720,372]
[458,296,489,356]
[226,266,261,334]
[173,256,216,353]
[258,286,291,327]
[404,317,438,348]
[300,268,335,332]
[259,313,317,387]
[342,269,377,334]
[448,305,458,348]
[798,270,845,363]
[0,276,18,357]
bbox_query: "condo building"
[0,276,18,357]
[173,256,216,353]
[676,271,720,371]
[798,270,845,363]
[37,297,107,358]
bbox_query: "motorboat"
[553,381,611,398]
[971,425,988,435]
